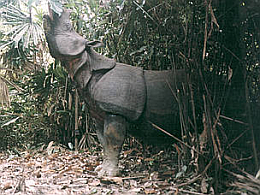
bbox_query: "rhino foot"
[95,114,126,177]
[95,160,119,177]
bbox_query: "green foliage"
[30,63,67,106]
[0,0,52,151]
[0,86,54,150]
[80,0,194,70]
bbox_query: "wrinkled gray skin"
[44,9,187,177]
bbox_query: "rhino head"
[43,8,87,59]
[43,8,115,88]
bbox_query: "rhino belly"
[144,69,186,130]
[92,63,146,121]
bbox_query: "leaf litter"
[0,142,211,195]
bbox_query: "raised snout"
[43,8,87,60]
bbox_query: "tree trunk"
[219,1,245,120]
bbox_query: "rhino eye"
[62,22,72,31]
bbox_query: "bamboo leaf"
[1,116,20,127]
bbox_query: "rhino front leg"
[96,114,126,177]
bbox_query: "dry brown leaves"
[0,142,211,195]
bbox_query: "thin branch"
[133,1,159,26]
[148,121,202,155]
[174,155,217,188]
[0,75,23,92]
[219,115,248,126]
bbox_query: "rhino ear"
[88,49,116,71]
[85,40,115,71]
[86,40,104,48]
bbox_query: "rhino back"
[92,63,146,121]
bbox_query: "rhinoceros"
[43,9,187,177]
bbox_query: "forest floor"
[0,141,214,195]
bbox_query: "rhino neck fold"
[68,49,116,90]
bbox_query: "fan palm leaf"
[0,4,44,49]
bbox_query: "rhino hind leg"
[95,114,126,177]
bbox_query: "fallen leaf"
[88,179,101,186]
[128,188,142,193]
[101,176,123,184]
[145,188,156,194]
[25,179,36,186]
[47,141,54,155]
[48,153,58,160]
[3,181,12,190]
[61,185,69,189]
[26,161,36,167]
[160,170,175,177]
[144,181,152,188]
[201,177,208,193]
[34,170,41,178]
[144,158,154,162]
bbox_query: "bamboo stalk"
[75,89,79,151]
[202,0,208,61]
[245,78,259,171]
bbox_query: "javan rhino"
[43,9,187,177]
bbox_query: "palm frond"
[0,0,20,8]
[48,0,63,16]
[1,4,28,25]
[0,4,44,49]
